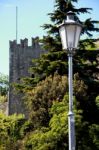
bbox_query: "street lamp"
[59,11,82,150]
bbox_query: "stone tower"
[8,37,44,116]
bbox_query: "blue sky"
[0,0,99,75]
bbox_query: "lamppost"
[59,12,82,150]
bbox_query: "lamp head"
[59,11,82,51]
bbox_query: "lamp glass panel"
[66,24,76,48]
[59,25,67,49]
[74,25,82,48]
[59,24,82,50]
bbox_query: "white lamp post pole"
[59,12,82,150]
[68,49,75,150]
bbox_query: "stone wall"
[8,37,45,116]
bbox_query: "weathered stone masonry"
[8,37,44,116]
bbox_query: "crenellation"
[32,37,40,48]
[20,38,28,48]
[10,37,41,50]
[32,37,35,47]
[10,40,17,48]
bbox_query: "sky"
[0,0,99,75]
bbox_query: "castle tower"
[8,37,44,116]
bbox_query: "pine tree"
[29,0,99,129]
[30,0,99,79]
[20,0,99,126]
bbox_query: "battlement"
[10,37,40,48]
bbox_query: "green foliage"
[24,99,68,150]
[0,73,8,85]
[21,70,99,149]
[29,0,99,82]
[96,96,99,109]
[89,124,99,149]
[0,113,25,150]
[24,97,87,150]
[24,73,68,127]
[0,96,7,104]
[41,0,99,51]
[20,120,34,137]
[30,51,68,79]
[0,73,9,96]
[0,73,8,112]
[0,96,7,114]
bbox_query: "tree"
[24,96,99,150]
[28,0,99,123]
[23,73,90,128]
[24,73,68,127]
[0,73,9,96]
[0,73,9,105]
[29,0,99,80]
[0,113,25,150]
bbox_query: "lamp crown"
[66,11,75,22]
[67,11,75,21]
